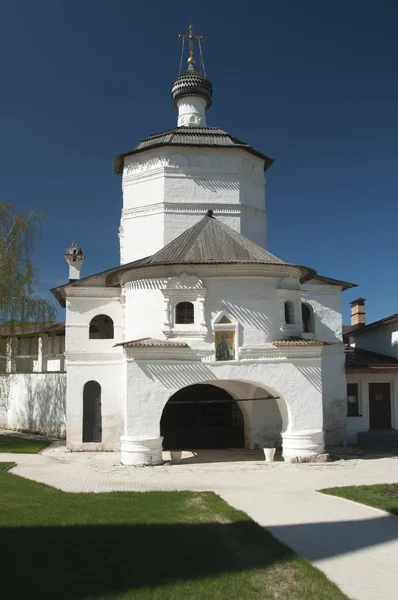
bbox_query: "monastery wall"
[0,372,66,438]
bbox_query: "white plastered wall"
[65,288,124,450]
[121,355,326,464]
[120,147,267,263]
[123,269,303,348]
[301,282,344,343]
[2,373,66,437]
[353,323,398,359]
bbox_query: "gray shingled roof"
[51,214,316,306]
[113,126,274,174]
[131,212,289,268]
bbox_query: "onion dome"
[171,63,213,109]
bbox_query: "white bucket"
[263,448,276,462]
[170,451,182,464]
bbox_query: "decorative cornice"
[118,264,301,285]
[65,287,121,298]
[65,352,123,365]
[122,166,264,187]
[122,202,267,221]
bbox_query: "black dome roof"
[171,64,212,108]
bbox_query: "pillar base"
[120,436,163,466]
[282,430,325,463]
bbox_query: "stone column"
[282,430,326,463]
[120,436,163,466]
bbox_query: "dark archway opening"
[161,384,244,450]
[83,381,102,442]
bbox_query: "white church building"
[4,29,397,463]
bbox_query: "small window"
[175,302,194,324]
[89,315,114,339]
[284,301,295,325]
[347,383,360,416]
[302,303,314,333]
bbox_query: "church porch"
[120,349,333,466]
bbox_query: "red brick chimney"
[350,298,366,328]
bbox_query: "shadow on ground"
[1,521,295,599]
[168,448,283,464]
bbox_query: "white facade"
[56,261,347,463]
[2,57,359,463]
[120,147,268,263]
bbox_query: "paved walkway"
[2,444,398,600]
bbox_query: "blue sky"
[1,1,397,324]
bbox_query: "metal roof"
[113,126,274,174]
[310,275,357,291]
[345,346,398,371]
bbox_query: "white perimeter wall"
[0,373,66,437]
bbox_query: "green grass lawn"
[0,463,348,600]
[320,483,398,516]
[0,433,51,453]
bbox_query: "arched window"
[284,301,295,325]
[83,381,102,442]
[89,315,114,339]
[175,302,194,324]
[302,303,314,333]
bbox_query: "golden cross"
[177,24,205,66]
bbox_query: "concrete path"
[2,444,398,600]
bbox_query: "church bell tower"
[114,25,274,264]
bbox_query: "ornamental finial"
[177,24,206,75]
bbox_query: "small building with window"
[343,299,398,446]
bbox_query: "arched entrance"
[161,383,245,450]
[82,381,102,442]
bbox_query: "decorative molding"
[122,165,265,187]
[117,264,302,287]
[161,274,208,338]
[65,353,123,366]
[65,287,121,299]
[121,202,267,221]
